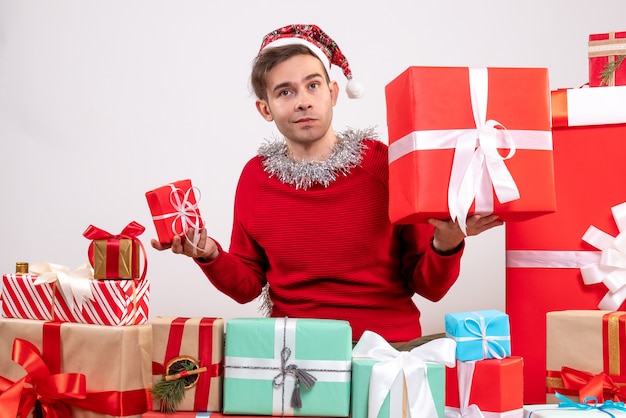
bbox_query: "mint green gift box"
[351,330,455,418]
[351,358,445,418]
[223,317,352,416]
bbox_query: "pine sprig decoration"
[152,377,188,413]
[150,356,207,413]
[601,55,625,86]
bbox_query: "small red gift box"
[445,357,524,415]
[588,31,626,87]
[151,317,224,413]
[505,87,626,403]
[385,66,555,229]
[145,179,204,245]
[83,221,147,280]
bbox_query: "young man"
[152,24,502,344]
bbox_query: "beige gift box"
[151,317,224,412]
[0,317,152,417]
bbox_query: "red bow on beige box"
[0,338,87,418]
[83,221,148,280]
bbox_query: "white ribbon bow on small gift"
[151,182,203,250]
[352,330,456,418]
[580,202,626,310]
[448,68,520,234]
[30,261,95,311]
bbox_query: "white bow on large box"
[580,202,626,310]
[352,330,456,418]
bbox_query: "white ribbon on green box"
[223,317,352,416]
[351,330,456,418]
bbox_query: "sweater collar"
[258,127,375,190]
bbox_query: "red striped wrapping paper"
[1,272,149,325]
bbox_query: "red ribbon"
[83,221,148,280]
[0,322,151,417]
[550,89,569,128]
[560,366,626,403]
[152,317,223,411]
[0,338,87,418]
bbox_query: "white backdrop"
[1,0,624,335]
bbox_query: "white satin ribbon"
[447,67,520,234]
[446,407,522,418]
[151,183,203,249]
[30,261,95,311]
[563,86,626,127]
[352,330,456,418]
[444,361,485,418]
[580,202,626,310]
[505,250,601,268]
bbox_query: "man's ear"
[329,80,339,106]
[256,99,273,122]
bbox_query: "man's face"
[256,54,338,149]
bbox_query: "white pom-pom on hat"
[259,24,364,99]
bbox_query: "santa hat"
[258,24,365,99]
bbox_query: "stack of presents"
[1,30,626,417]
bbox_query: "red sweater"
[198,137,462,342]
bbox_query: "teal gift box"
[351,331,455,418]
[445,309,511,361]
[223,317,352,416]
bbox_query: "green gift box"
[223,317,352,416]
[351,331,455,418]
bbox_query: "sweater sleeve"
[194,158,267,304]
[398,222,464,302]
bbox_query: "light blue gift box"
[223,317,352,416]
[444,309,511,361]
[351,358,445,418]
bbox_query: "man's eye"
[310,82,319,89]
[280,90,291,96]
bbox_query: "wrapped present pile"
[506,84,626,404]
[0,221,153,417]
[5,27,626,417]
[444,309,524,418]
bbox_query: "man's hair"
[250,44,331,101]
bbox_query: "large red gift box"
[588,31,626,87]
[151,317,224,413]
[505,86,626,403]
[385,66,555,227]
[0,318,152,417]
[445,357,523,416]
[146,179,204,245]
[1,268,150,325]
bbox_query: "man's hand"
[150,227,219,261]
[428,214,504,253]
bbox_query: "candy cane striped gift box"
[1,271,149,325]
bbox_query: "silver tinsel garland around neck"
[258,127,376,190]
